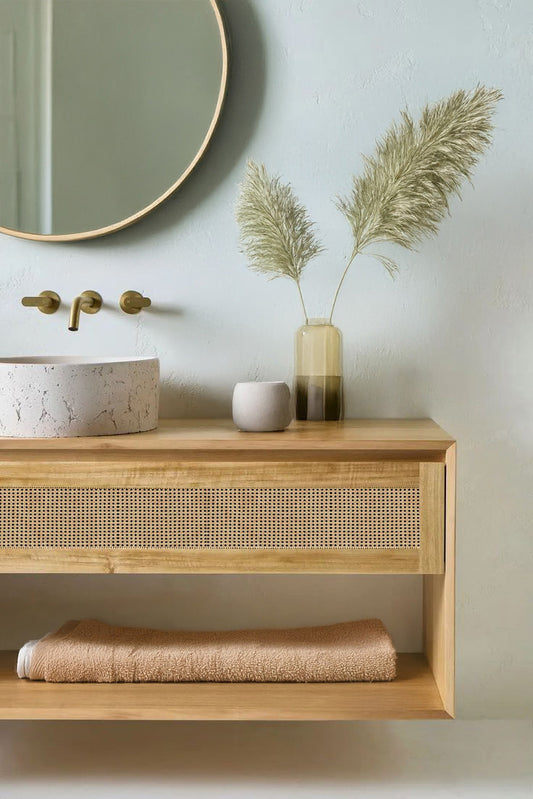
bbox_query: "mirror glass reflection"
[0,0,226,239]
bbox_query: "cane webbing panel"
[0,487,420,550]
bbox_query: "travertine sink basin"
[0,356,159,437]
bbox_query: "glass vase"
[294,318,343,421]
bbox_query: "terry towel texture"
[19,618,396,683]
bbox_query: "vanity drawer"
[0,461,444,573]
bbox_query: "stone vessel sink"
[0,356,159,437]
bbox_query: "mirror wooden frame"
[0,0,229,243]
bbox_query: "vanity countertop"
[0,418,454,455]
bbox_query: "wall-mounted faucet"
[119,290,151,314]
[21,289,151,329]
[68,291,102,332]
[21,291,61,314]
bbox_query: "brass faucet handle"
[120,290,151,315]
[21,291,61,314]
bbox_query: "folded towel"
[17,618,396,683]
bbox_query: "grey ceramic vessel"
[232,381,292,432]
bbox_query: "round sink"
[0,356,159,437]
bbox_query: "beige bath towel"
[21,618,397,683]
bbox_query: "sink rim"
[0,355,159,367]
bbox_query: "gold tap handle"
[21,291,61,314]
[21,297,47,307]
[120,290,151,314]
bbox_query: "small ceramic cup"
[232,381,292,432]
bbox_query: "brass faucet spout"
[68,291,102,332]
[68,296,83,331]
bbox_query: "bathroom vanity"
[0,419,455,720]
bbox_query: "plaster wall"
[0,1,531,795]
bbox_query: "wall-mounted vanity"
[0,419,456,720]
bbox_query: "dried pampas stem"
[330,85,502,320]
[236,161,324,322]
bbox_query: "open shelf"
[0,652,448,720]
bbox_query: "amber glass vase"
[294,318,343,421]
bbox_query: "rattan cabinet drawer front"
[0,461,444,573]
[0,485,420,550]
[0,462,444,573]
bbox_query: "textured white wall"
[0,0,532,794]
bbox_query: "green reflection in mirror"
[0,0,227,240]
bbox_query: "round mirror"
[0,0,228,241]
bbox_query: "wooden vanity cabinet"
[0,419,455,720]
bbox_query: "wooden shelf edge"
[0,652,449,720]
[0,548,435,574]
